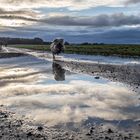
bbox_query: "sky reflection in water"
[0,56,139,132]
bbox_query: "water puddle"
[0,56,139,133]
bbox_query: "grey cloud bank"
[125,0,140,4]
[0,26,140,44]
[1,13,140,28]
[40,13,140,27]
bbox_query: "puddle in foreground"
[0,56,139,133]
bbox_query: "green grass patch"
[10,44,140,57]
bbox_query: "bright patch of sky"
[38,5,140,16]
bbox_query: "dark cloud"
[0,8,36,16]
[0,15,37,22]
[0,25,140,44]
[1,13,140,28]
[125,0,140,4]
[40,13,140,27]
[63,28,140,44]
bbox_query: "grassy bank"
[9,44,140,57]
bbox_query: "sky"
[0,0,140,43]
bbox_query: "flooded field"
[0,54,140,137]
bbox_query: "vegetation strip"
[10,44,140,57]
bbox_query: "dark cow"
[50,38,65,60]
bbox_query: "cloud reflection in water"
[0,56,139,130]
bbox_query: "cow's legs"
[53,53,55,60]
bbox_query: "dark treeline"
[80,42,105,45]
[0,37,51,45]
[0,37,106,46]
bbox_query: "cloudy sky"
[0,0,140,43]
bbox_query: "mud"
[0,52,26,58]
[1,106,140,140]
[55,60,140,92]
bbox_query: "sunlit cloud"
[0,8,41,18]
[0,19,34,27]
[0,8,43,27]
[0,0,127,10]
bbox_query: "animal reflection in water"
[52,62,65,81]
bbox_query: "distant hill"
[0,37,50,45]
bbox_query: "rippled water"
[0,56,140,133]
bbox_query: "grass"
[9,44,140,57]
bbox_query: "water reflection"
[58,60,140,91]
[0,56,139,133]
[52,62,65,81]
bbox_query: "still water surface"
[0,56,139,132]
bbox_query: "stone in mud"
[27,132,32,137]
[90,126,95,130]
[105,136,111,140]
[36,134,42,138]
[95,76,100,79]
[4,114,8,118]
[89,129,93,134]
[69,134,74,140]
[37,126,43,131]
[135,136,140,139]
[86,133,91,136]
[107,128,113,134]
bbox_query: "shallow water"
[0,56,140,133]
[7,47,140,65]
[62,53,140,65]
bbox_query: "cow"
[50,38,65,60]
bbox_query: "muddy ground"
[0,52,26,58]
[1,106,140,140]
[55,60,140,93]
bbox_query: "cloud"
[40,13,140,27]
[0,0,132,11]
[125,0,140,5]
[0,8,42,27]
[0,15,37,22]
[1,25,140,44]
[0,8,40,18]
[62,27,140,43]
[0,1,139,32]
[1,13,140,28]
